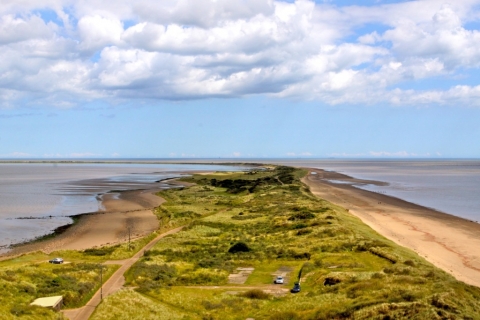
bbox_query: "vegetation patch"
[240,289,271,300]
[228,242,251,253]
[120,166,480,319]
[3,165,480,319]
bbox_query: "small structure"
[30,296,63,311]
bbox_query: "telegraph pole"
[100,265,103,300]
[128,227,131,250]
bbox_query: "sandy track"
[62,226,185,320]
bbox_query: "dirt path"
[62,226,185,320]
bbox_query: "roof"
[30,296,63,308]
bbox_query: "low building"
[30,296,63,311]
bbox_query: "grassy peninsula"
[1,166,479,319]
[95,166,480,319]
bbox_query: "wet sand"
[302,169,480,288]
[2,189,166,257]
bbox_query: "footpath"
[62,226,184,320]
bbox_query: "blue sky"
[1,0,480,159]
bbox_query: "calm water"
[0,163,247,251]
[3,160,479,251]
[271,159,480,222]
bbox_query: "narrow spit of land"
[90,167,480,319]
[1,166,480,320]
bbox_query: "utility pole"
[128,227,131,250]
[100,265,103,300]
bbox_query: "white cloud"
[77,15,124,53]
[0,14,54,45]
[3,152,33,158]
[68,152,100,158]
[1,0,480,107]
[328,152,367,157]
[369,151,410,157]
[368,151,442,158]
[39,152,101,158]
[286,152,312,157]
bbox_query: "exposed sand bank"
[302,169,480,288]
[3,188,167,257]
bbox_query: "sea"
[0,162,247,252]
[1,159,479,253]
[271,159,480,222]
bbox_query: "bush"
[83,247,116,256]
[269,311,300,320]
[288,211,315,220]
[240,289,270,300]
[369,247,398,263]
[404,260,416,267]
[10,305,33,316]
[228,242,251,253]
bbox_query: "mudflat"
[302,169,480,288]
[3,189,164,257]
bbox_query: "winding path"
[62,226,185,320]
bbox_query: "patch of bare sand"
[272,266,293,284]
[302,169,480,288]
[228,267,255,284]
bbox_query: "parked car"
[49,258,64,264]
[291,283,301,293]
[274,276,284,284]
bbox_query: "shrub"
[369,247,398,264]
[10,305,34,316]
[228,242,251,253]
[269,311,300,320]
[288,211,315,220]
[324,277,341,286]
[296,229,312,236]
[83,247,116,256]
[291,223,308,230]
[240,289,270,300]
[404,260,416,267]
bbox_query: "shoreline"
[0,168,232,259]
[302,168,480,288]
[0,174,193,258]
[3,163,480,289]
[0,186,172,259]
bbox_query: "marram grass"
[1,166,480,319]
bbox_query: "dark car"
[291,283,301,293]
[49,258,64,264]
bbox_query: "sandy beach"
[3,165,480,290]
[2,188,166,257]
[302,168,480,288]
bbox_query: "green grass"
[116,166,480,319]
[91,289,191,320]
[244,261,300,285]
[2,165,480,319]
[0,260,118,319]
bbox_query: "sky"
[1,0,480,159]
